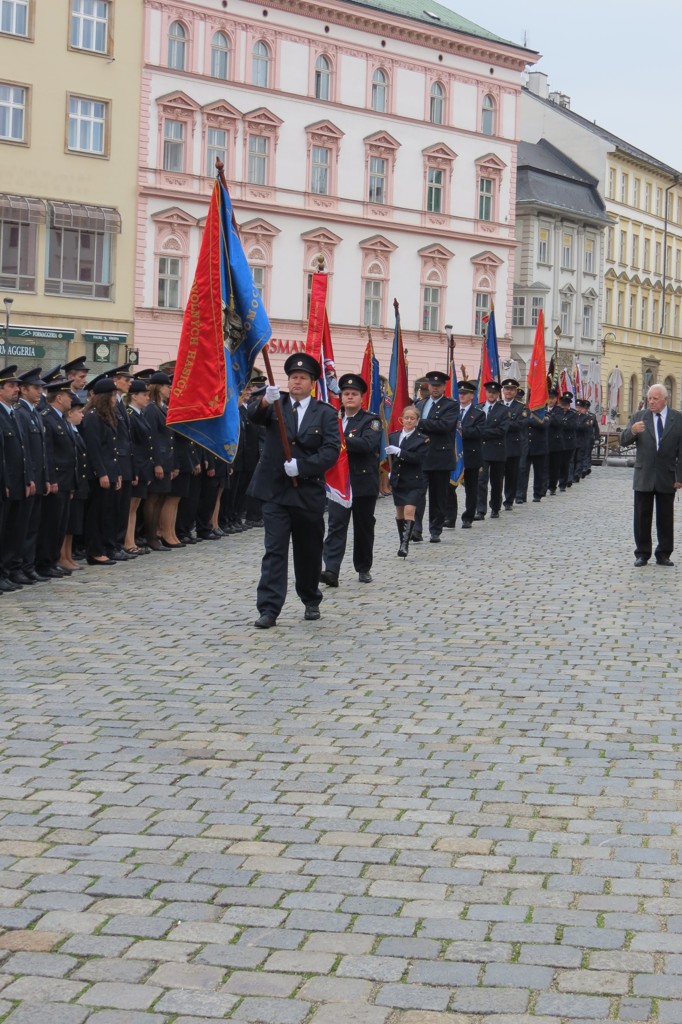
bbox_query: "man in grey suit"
[620,383,682,567]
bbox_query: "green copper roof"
[345,0,523,48]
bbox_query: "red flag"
[387,306,409,433]
[526,309,548,411]
[360,340,373,411]
[477,334,494,400]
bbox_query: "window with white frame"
[531,296,544,327]
[1,0,28,36]
[633,178,640,207]
[364,277,382,328]
[426,166,443,213]
[247,134,268,185]
[311,145,330,195]
[429,82,444,125]
[643,238,650,269]
[211,31,230,79]
[656,187,662,216]
[605,288,612,322]
[607,226,614,260]
[584,237,594,273]
[206,127,227,175]
[538,226,549,264]
[608,168,615,198]
[0,83,25,141]
[371,68,387,113]
[315,55,331,101]
[562,232,573,268]
[631,234,639,267]
[675,303,680,337]
[474,291,490,336]
[655,241,661,274]
[0,208,37,291]
[628,294,635,328]
[251,264,265,300]
[676,249,681,280]
[620,172,628,204]
[644,182,651,211]
[652,298,659,331]
[68,96,107,155]
[163,119,184,172]
[619,230,626,264]
[71,0,109,53]
[252,41,271,87]
[617,291,624,325]
[641,296,648,331]
[422,285,440,332]
[583,303,594,337]
[481,93,495,135]
[157,255,181,308]
[512,295,525,327]
[368,156,387,204]
[46,206,118,299]
[168,21,186,71]
[665,300,670,333]
[478,177,493,221]
[560,298,572,335]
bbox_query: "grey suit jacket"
[620,407,682,492]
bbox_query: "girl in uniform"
[385,405,429,557]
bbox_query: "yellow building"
[0,0,142,372]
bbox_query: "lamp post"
[444,323,453,375]
[3,297,13,351]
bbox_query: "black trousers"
[85,483,118,558]
[461,467,479,523]
[529,454,548,500]
[633,489,675,560]
[548,450,562,492]
[115,479,132,548]
[36,491,71,570]
[257,501,325,617]
[445,484,457,525]
[22,492,43,572]
[559,449,576,489]
[197,473,220,533]
[0,498,29,576]
[477,461,505,515]
[177,473,202,538]
[415,468,450,538]
[323,494,377,575]
[503,456,521,507]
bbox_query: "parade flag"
[385,300,409,433]
[547,337,560,396]
[484,309,500,381]
[526,308,548,413]
[447,365,464,487]
[360,337,382,415]
[167,176,271,461]
[559,367,574,403]
[574,359,584,400]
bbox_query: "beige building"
[0,0,142,373]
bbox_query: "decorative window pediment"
[301,227,342,247]
[418,242,454,261]
[151,207,198,228]
[306,119,345,141]
[470,250,504,269]
[475,152,507,172]
[243,107,283,130]
[157,91,200,115]
[560,282,576,296]
[604,267,618,281]
[422,142,457,163]
[202,100,240,121]
[241,217,281,238]
[364,130,400,152]
[359,233,398,255]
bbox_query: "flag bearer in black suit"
[0,366,33,591]
[247,352,341,628]
[414,369,459,543]
[15,367,52,583]
[546,388,564,495]
[475,380,509,519]
[456,380,485,529]
[500,378,529,510]
[385,404,429,557]
[558,392,579,490]
[36,379,77,580]
[321,373,382,588]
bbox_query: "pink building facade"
[136,0,535,384]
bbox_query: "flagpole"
[214,159,296,485]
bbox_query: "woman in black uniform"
[142,372,175,552]
[124,379,154,555]
[81,378,120,566]
[59,395,88,571]
[385,404,429,558]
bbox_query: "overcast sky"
[445,0,682,171]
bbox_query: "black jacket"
[478,401,509,463]
[42,406,77,492]
[562,407,580,450]
[127,406,155,486]
[114,399,134,481]
[388,428,429,490]
[502,399,529,459]
[81,409,119,484]
[0,404,30,499]
[459,404,485,469]
[15,399,49,490]
[547,404,565,452]
[528,410,550,456]
[417,395,459,471]
[143,402,174,475]
[343,409,381,498]
[72,429,90,500]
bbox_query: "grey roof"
[517,139,611,224]
[524,88,682,179]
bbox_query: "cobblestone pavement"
[1,465,681,1024]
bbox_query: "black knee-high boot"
[396,519,404,554]
[398,520,413,558]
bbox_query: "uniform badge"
[370,419,381,431]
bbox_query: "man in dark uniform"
[321,373,381,587]
[37,365,63,412]
[575,399,600,480]
[500,378,528,510]
[108,365,137,560]
[37,379,77,580]
[475,380,509,520]
[546,388,564,495]
[514,389,531,504]
[558,392,579,490]
[526,405,550,502]
[457,380,485,528]
[0,366,33,591]
[414,369,459,543]
[15,367,52,583]
[63,355,91,403]
[247,352,340,628]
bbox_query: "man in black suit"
[321,373,381,587]
[414,369,459,543]
[111,365,137,560]
[36,379,77,580]
[620,383,682,567]
[558,392,579,490]
[247,352,341,628]
[0,366,33,591]
[500,377,529,510]
[15,367,52,584]
[457,380,485,528]
[476,380,509,519]
[546,388,564,495]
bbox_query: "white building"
[135,0,536,383]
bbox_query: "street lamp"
[444,323,454,375]
[3,297,13,350]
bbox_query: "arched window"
[628,374,638,413]
[371,68,387,113]
[315,55,331,100]
[665,374,676,409]
[211,31,230,79]
[252,41,271,88]
[481,93,495,136]
[168,21,187,71]
[429,82,444,125]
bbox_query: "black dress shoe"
[491,511,500,519]
[503,504,513,511]
[515,498,526,504]
[532,497,542,502]
[304,605,321,620]
[147,541,171,552]
[86,556,117,566]
[443,520,456,529]
[254,613,277,629]
[473,512,485,521]
[37,567,63,579]
[656,557,674,566]
[429,534,441,543]
[197,530,219,541]
[0,578,16,592]
[461,521,472,529]
[10,572,35,586]
[358,572,372,583]
[320,570,339,587]
[549,490,556,496]
[55,565,72,576]
[160,539,185,548]
[411,533,423,542]
[634,557,649,567]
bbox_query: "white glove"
[284,459,299,477]
[264,385,280,405]
[385,444,401,456]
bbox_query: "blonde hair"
[402,404,419,420]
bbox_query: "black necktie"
[657,413,663,444]
[292,401,300,434]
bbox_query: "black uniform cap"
[559,392,573,404]
[483,380,501,393]
[576,398,591,408]
[548,386,559,397]
[70,394,86,408]
[128,380,149,395]
[149,371,172,386]
[86,372,110,391]
[44,377,72,394]
[132,368,156,380]
[457,380,476,394]
[500,377,519,388]
[63,355,91,374]
[283,352,321,379]
[17,367,44,386]
[92,378,117,395]
[41,365,63,384]
[0,365,20,384]
[110,364,133,378]
[339,373,367,394]
[424,370,450,385]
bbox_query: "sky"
[443,0,682,171]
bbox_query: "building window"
[71,0,109,54]
[633,178,640,207]
[247,134,268,185]
[371,68,387,113]
[643,238,650,270]
[607,226,614,260]
[562,232,573,269]
[620,172,628,204]
[656,187,662,216]
[531,296,544,327]
[163,119,184,172]
[481,93,495,135]
[311,145,330,195]
[560,298,572,335]
[46,207,118,299]
[315,55,331,100]
[206,127,227,175]
[168,20,187,71]
[605,288,612,322]
[251,264,265,300]
[0,210,37,291]
[583,303,594,337]
[426,166,443,213]
[369,156,387,204]
[631,235,639,267]
[644,182,651,212]
[474,291,490,336]
[619,230,626,264]
[210,31,230,79]
[68,96,107,155]
[422,285,440,332]
[641,297,647,331]
[429,82,444,125]
[1,0,28,36]
[364,278,382,327]
[629,374,638,413]
[252,41,271,87]
[628,294,636,329]
[478,177,493,221]
[655,241,661,274]
[617,291,624,326]
[512,295,525,327]
[676,249,681,280]
[538,226,549,264]
[675,303,680,338]
[652,298,659,331]
[608,168,615,198]
[158,255,180,308]
[584,238,594,273]
[0,83,26,142]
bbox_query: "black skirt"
[170,470,191,499]
[390,480,427,507]
[147,472,171,495]
[131,478,149,500]
[67,496,85,535]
